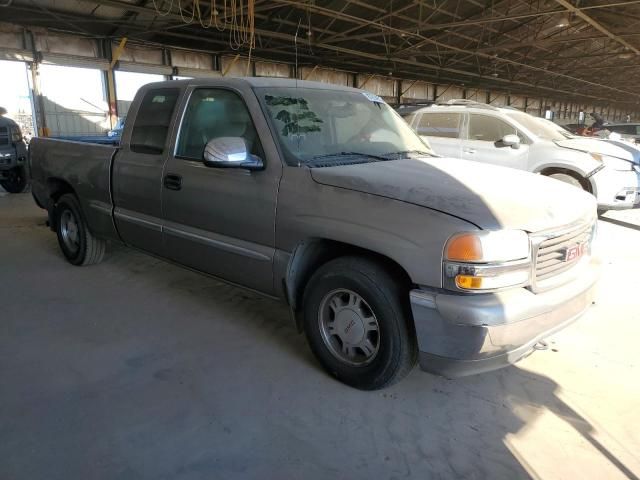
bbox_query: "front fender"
[275,168,477,290]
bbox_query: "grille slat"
[534,221,594,283]
[537,251,565,263]
[537,263,577,281]
[0,126,8,146]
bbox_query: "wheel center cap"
[335,309,365,345]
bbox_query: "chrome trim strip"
[89,200,112,216]
[113,208,162,232]
[529,215,596,241]
[164,226,271,262]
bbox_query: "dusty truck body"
[30,78,599,390]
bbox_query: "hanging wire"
[151,0,256,50]
[178,0,195,24]
[151,0,173,16]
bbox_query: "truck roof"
[141,76,363,93]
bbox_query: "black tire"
[55,193,105,266]
[548,172,584,190]
[302,256,417,390]
[0,166,28,193]
[32,191,45,209]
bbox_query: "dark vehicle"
[0,108,28,193]
[603,123,640,143]
[29,78,599,390]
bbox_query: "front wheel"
[548,172,584,190]
[0,166,28,193]
[55,194,105,266]
[302,256,416,390]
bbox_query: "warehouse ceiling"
[2,0,640,104]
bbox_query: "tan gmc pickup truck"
[29,77,600,390]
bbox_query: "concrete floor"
[1,188,639,480]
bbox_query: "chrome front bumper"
[409,256,600,377]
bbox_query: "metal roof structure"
[2,0,639,106]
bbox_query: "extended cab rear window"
[130,88,179,155]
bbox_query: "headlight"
[445,230,530,263]
[443,230,531,292]
[590,152,633,171]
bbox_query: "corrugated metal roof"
[1,0,639,106]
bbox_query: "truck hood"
[555,137,635,162]
[310,158,596,232]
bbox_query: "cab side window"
[417,112,462,138]
[176,88,262,160]
[468,114,522,143]
[130,88,179,154]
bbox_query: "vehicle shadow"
[600,215,640,232]
[44,238,637,479]
[12,164,625,479]
[399,365,640,480]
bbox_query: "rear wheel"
[55,194,105,266]
[302,256,416,390]
[0,166,28,193]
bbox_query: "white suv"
[399,100,640,212]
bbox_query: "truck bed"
[30,137,119,240]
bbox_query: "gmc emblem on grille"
[562,243,585,262]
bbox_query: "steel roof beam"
[266,0,639,98]
[553,0,640,55]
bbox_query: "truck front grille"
[534,221,594,282]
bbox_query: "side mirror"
[203,137,264,171]
[501,134,521,149]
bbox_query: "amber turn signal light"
[445,234,483,262]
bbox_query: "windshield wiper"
[310,151,391,162]
[382,149,435,159]
[306,151,393,167]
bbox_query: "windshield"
[506,112,569,142]
[256,87,433,166]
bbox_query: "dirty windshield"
[506,112,568,142]
[256,87,433,167]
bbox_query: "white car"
[399,100,640,213]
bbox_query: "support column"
[106,37,128,129]
[105,69,118,130]
[29,60,48,137]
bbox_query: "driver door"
[461,114,529,170]
[161,86,281,295]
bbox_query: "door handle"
[163,173,182,191]
[463,148,476,154]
